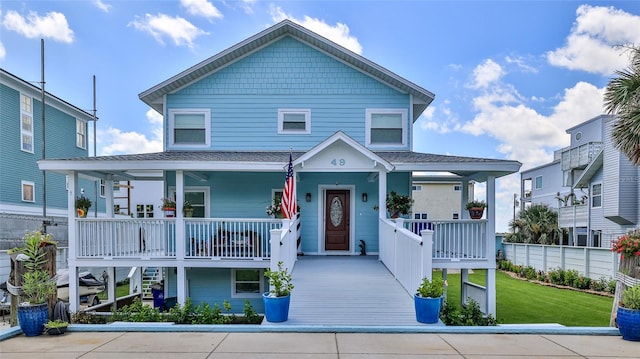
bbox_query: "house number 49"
[331,158,346,166]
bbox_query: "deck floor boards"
[266,256,430,326]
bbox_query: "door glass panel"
[330,196,343,227]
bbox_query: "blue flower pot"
[17,303,49,337]
[414,294,442,324]
[617,307,640,341]
[263,292,290,322]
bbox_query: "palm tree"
[507,204,560,245]
[604,45,640,165]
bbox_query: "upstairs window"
[278,109,310,134]
[591,183,602,208]
[169,109,210,147]
[366,109,407,147]
[20,94,34,153]
[535,176,543,189]
[76,119,86,149]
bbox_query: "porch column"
[105,267,116,311]
[176,266,187,306]
[175,170,185,260]
[67,171,80,312]
[378,171,387,220]
[105,176,114,218]
[461,179,470,219]
[486,175,497,316]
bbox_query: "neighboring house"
[39,21,521,316]
[0,69,100,250]
[520,114,636,248]
[411,175,474,220]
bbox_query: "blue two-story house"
[0,69,99,251]
[39,21,521,318]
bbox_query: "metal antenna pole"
[41,38,48,233]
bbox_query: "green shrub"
[574,276,591,290]
[548,268,565,285]
[563,269,579,287]
[622,285,640,310]
[440,298,497,326]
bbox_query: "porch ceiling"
[38,150,521,182]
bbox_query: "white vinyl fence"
[502,242,619,280]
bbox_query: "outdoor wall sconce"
[306,192,312,202]
[362,193,368,202]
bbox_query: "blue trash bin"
[151,283,164,309]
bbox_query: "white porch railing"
[77,218,176,258]
[379,218,433,296]
[269,217,299,273]
[76,218,285,261]
[185,218,281,260]
[405,219,488,260]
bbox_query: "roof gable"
[139,20,434,119]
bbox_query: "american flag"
[281,153,297,219]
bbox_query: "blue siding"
[168,268,265,313]
[0,83,94,210]
[167,36,411,151]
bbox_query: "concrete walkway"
[1,331,638,358]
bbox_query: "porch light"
[306,192,312,202]
[362,193,368,202]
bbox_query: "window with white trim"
[365,109,408,147]
[453,185,461,191]
[278,109,310,134]
[22,181,35,202]
[76,119,86,149]
[535,176,543,190]
[20,94,34,153]
[452,212,459,220]
[136,204,154,218]
[232,269,263,298]
[168,109,210,146]
[412,185,422,191]
[591,183,602,208]
[170,187,209,218]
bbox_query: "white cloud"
[239,0,257,14]
[270,5,363,55]
[2,10,74,43]
[129,13,208,47]
[470,59,505,89]
[0,41,5,59]
[419,102,461,134]
[93,0,112,13]
[505,55,538,73]
[181,0,223,20]
[547,5,640,75]
[98,109,163,156]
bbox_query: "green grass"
[443,270,613,326]
[98,283,132,300]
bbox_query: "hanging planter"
[466,200,486,219]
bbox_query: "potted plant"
[386,191,414,219]
[617,284,640,341]
[266,197,282,218]
[75,196,91,218]
[414,275,446,324]
[466,200,486,219]
[263,261,294,322]
[44,319,69,335]
[183,200,194,217]
[161,197,176,217]
[9,230,57,336]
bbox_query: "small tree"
[506,204,560,245]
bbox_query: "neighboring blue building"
[521,114,637,248]
[40,21,521,316]
[0,69,99,249]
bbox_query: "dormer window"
[365,109,408,147]
[278,109,310,134]
[169,109,210,147]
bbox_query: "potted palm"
[161,197,176,217]
[386,191,413,219]
[617,284,640,341]
[466,200,486,219]
[414,275,446,324]
[75,196,91,218]
[9,230,57,336]
[263,261,294,322]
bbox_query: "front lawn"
[443,270,613,326]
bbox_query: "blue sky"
[2,0,640,231]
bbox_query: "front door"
[325,190,350,251]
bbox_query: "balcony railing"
[561,142,602,171]
[558,204,589,228]
[76,218,283,260]
[404,219,488,260]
